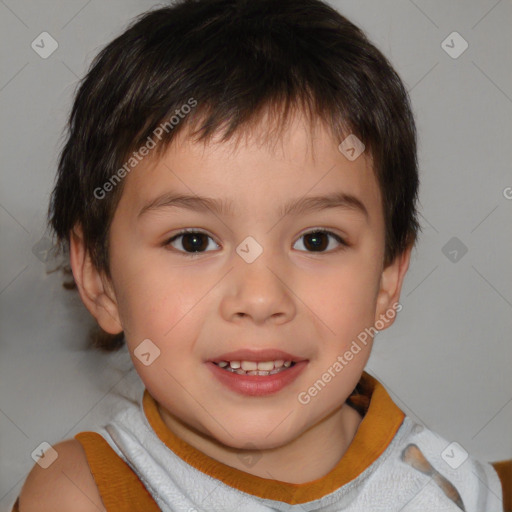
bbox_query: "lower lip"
[206,361,308,397]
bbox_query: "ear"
[69,225,123,334]
[374,244,412,329]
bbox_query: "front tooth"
[257,361,275,371]
[229,361,241,369]
[241,360,258,371]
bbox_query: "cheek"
[116,255,204,399]
[110,246,202,339]
[305,256,381,340]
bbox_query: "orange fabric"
[73,431,160,511]
[141,370,405,504]
[67,370,404,508]
[10,458,511,512]
[10,370,509,511]
[492,459,512,512]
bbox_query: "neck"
[157,401,363,484]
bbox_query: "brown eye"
[165,230,219,254]
[294,229,347,253]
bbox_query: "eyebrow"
[137,191,369,221]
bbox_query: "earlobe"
[374,245,412,326]
[69,226,123,334]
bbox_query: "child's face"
[78,112,409,450]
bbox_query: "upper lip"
[208,349,307,363]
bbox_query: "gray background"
[1,0,511,509]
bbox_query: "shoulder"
[17,438,104,512]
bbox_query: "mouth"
[212,359,297,376]
[205,348,308,395]
[207,349,306,376]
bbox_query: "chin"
[207,421,300,452]
[226,436,290,452]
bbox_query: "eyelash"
[163,228,349,256]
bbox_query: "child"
[13,0,510,510]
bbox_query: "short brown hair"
[48,0,421,351]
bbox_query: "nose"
[220,253,296,326]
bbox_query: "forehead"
[117,110,383,225]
